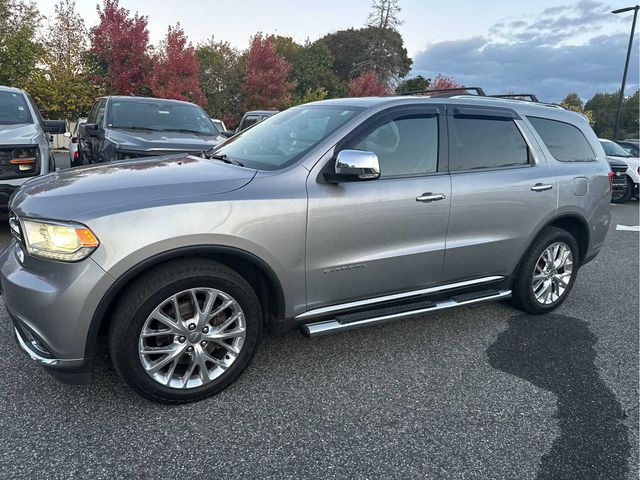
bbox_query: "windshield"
[108,99,217,135]
[0,91,33,125]
[601,140,633,157]
[213,105,364,170]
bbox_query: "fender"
[83,244,286,363]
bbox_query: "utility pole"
[612,5,639,140]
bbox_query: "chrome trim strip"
[302,290,512,337]
[296,275,505,320]
[14,328,82,367]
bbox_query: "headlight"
[21,219,99,261]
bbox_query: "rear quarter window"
[527,116,596,162]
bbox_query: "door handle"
[416,193,446,203]
[531,183,553,192]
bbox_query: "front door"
[305,105,451,312]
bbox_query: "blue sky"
[36,0,639,101]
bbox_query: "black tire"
[611,177,633,203]
[511,227,580,314]
[109,259,262,404]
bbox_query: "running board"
[301,289,512,337]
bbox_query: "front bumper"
[1,241,114,384]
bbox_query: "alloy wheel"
[532,242,574,305]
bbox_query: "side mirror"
[82,123,100,137]
[42,120,66,134]
[63,131,71,138]
[221,131,235,138]
[325,149,380,183]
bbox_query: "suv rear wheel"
[109,259,262,403]
[511,227,579,314]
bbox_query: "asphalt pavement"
[0,191,637,479]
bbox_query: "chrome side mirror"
[326,149,380,183]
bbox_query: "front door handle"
[416,193,446,203]
[531,183,553,192]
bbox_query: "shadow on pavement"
[487,313,630,480]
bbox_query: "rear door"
[441,106,557,283]
[305,105,451,311]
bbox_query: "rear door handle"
[416,193,446,203]
[531,183,553,192]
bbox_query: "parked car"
[609,158,630,202]
[77,96,225,164]
[2,94,612,403]
[599,138,639,203]
[210,118,227,133]
[235,110,278,133]
[65,117,86,167]
[616,139,639,157]
[0,86,65,217]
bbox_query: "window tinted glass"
[108,99,217,135]
[241,115,259,130]
[0,91,33,125]
[95,100,106,126]
[87,101,100,123]
[215,105,364,170]
[602,140,633,158]
[451,116,529,171]
[528,116,595,162]
[347,115,438,177]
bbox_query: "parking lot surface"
[0,200,637,479]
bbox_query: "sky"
[34,0,640,102]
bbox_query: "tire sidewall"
[519,230,579,313]
[116,273,261,403]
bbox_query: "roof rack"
[488,94,540,102]
[400,87,486,97]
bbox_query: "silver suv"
[1,94,612,403]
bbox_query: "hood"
[0,123,38,145]
[107,128,224,152]
[10,154,256,220]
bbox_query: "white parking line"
[616,224,640,232]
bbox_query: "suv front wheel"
[109,259,262,403]
[511,227,579,314]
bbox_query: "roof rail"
[400,86,487,97]
[488,94,540,102]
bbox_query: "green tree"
[365,0,409,84]
[0,0,42,87]
[25,0,100,120]
[319,27,411,86]
[620,90,639,139]
[562,92,583,110]
[196,38,244,126]
[395,75,430,94]
[585,92,618,138]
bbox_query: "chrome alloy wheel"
[138,288,246,389]
[532,242,574,305]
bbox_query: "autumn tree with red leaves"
[149,24,204,104]
[89,0,151,95]
[428,74,465,94]
[241,34,291,110]
[348,70,389,97]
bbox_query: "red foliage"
[348,71,389,97]
[428,74,466,94]
[241,34,291,110]
[149,24,204,104]
[90,0,151,95]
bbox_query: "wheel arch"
[84,245,286,363]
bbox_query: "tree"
[149,24,204,104]
[0,0,42,87]
[348,70,389,97]
[241,34,292,110]
[367,0,403,30]
[428,74,465,94]
[562,93,583,110]
[25,0,100,120]
[319,27,411,86]
[89,0,151,95]
[585,92,618,138]
[196,38,244,125]
[271,35,346,103]
[396,75,430,94]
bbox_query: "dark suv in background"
[77,96,225,164]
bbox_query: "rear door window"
[450,115,529,171]
[527,116,596,162]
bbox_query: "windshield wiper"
[161,128,208,135]
[207,152,244,167]
[113,126,157,131]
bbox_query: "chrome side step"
[301,289,512,337]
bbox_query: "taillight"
[73,151,78,159]
[608,171,614,192]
